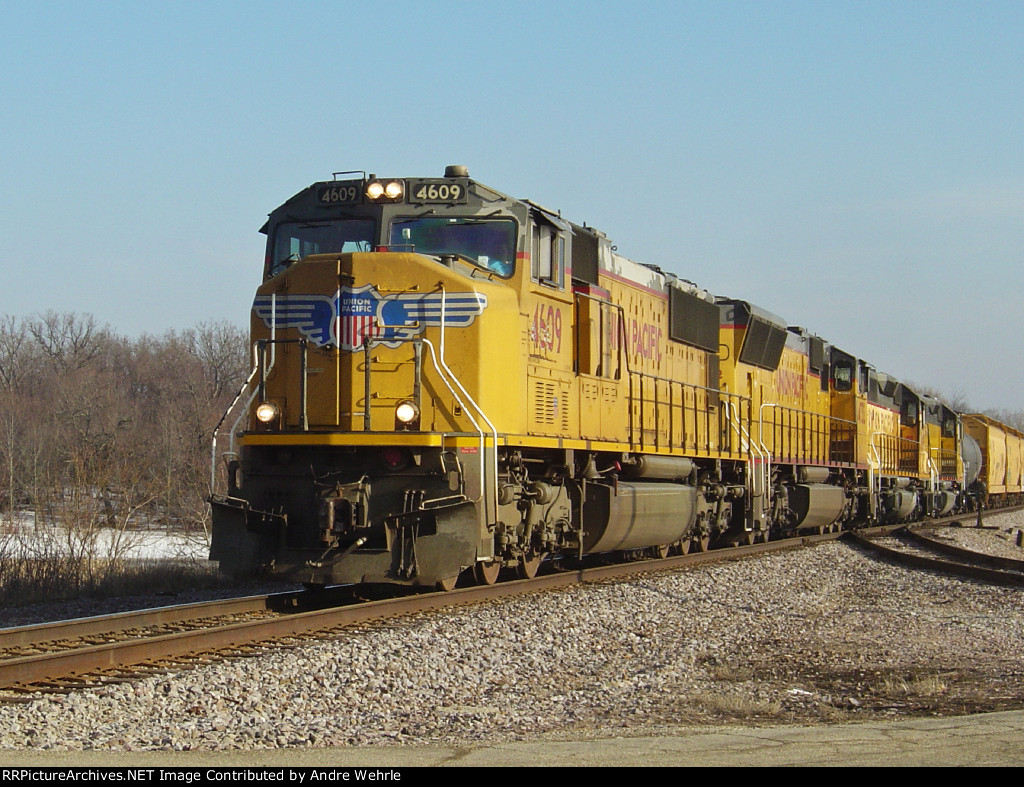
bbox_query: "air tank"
[622,456,696,481]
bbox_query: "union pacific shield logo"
[337,286,381,349]
[252,285,488,351]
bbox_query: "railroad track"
[0,535,827,696]
[2,508,1020,697]
[848,518,1024,587]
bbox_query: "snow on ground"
[0,513,210,562]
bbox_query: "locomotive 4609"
[209,166,1015,589]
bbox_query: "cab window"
[390,217,516,277]
[269,219,375,277]
[531,222,565,287]
[833,361,853,392]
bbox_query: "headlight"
[365,179,404,202]
[255,402,280,424]
[395,400,420,425]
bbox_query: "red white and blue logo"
[252,284,488,351]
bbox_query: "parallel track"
[2,507,1020,695]
[848,514,1024,587]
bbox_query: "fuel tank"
[788,483,846,531]
[883,488,919,522]
[932,490,958,517]
[582,481,698,553]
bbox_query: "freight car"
[962,414,1024,507]
[209,167,997,589]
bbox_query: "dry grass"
[0,554,230,606]
[692,690,784,718]
[878,673,950,696]
[708,663,756,682]
[0,527,229,606]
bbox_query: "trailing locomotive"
[209,166,999,589]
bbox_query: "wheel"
[435,574,460,591]
[516,553,543,579]
[650,544,671,559]
[692,534,711,552]
[472,560,501,586]
[677,538,692,555]
[736,529,755,546]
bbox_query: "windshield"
[269,219,376,276]
[390,217,516,277]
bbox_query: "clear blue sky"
[2,1,1022,411]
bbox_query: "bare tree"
[0,316,44,395]
[27,312,108,374]
[0,311,248,540]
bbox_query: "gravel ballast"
[1,513,1024,752]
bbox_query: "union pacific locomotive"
[209,166,1011,589]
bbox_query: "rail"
[0,525,848,693]
[758,403,854,466]
[628,369,738,455]
[6,506,1017,694]
[849,525,1024,587]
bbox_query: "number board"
[318,182,362,205]
[406,179,469,204]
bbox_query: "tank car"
[209,167,980,589]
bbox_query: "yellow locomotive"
[210,167,986,589]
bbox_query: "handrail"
[723,399,766,498]
[210,294,279,495]
[434,287,499,526]
[210,289,500,528]
[625,368,724,454]
[417,337,486,508]
[210,369,255,494]
[756,402,779,500]
[572,289,623,379]
[924,452,939,515]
